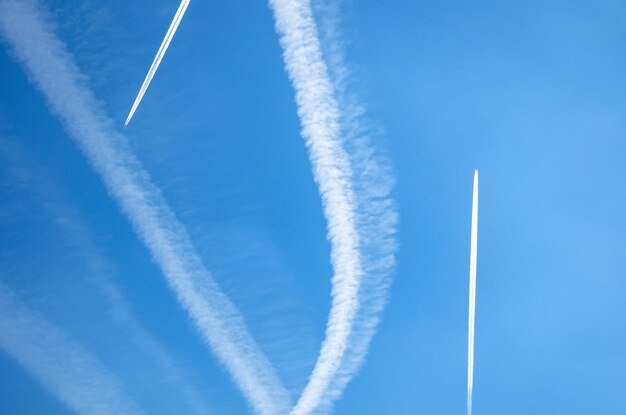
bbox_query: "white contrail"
[0,1,290,414]
[309,1,397,410]
[0,138,212,415]
[0,284,143,415]
[268,0,396,414]
[467,170,479,415]
[94,277,212,415]
[125,0,190,126]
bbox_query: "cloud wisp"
[94,277,213,415]
[0,136,212,415]
[125,0,190,126]
[0,1,290,414]
[467,170,479,415]
[0,284,143,415]
[268,0,397,413]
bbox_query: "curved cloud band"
[268,0,397,413]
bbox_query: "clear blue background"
[1,0,626,413]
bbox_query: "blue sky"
[1,0,626,414]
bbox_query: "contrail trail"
[94,277,213,415]
[0,137,212,415]
[268,0,397,413]
[0,1,290,414]
[467,170,479,415]
[0,283,143,415]
[268,1,361,413]
[309,1,397,410]
[125,0,190,126]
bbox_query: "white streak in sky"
[268,0,397,413]
[311,1,397,411]
[467,170,479,415]
[0,1,290,414]
[125,0,190,126]
[0,284,143,415]
[0,138,211,415]
[52,208,213,415]
[94,277,212,415]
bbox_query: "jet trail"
[467,170,479,415]
[309,1,397,410]
[0,137,212,415]
[0,284,143,415]
[268,1,361,413]
[268,0,397,414]
[0,1,290,414]
[125,0,190,126]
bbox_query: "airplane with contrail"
[467,170,479,415]
[125,0,190,126]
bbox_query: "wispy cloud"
[125,0,190,126]
[467,170,479,415]
[0,1,290,414]
[0,283,143,415]
[268,0,397,413]
[94,277,213,415]
[0,135,211,415]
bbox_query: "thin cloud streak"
[268,0,396,413]
[0,137,212,415]
[0,1,290,414]
[0,284,143,415]
[125,0,190,126]
[467,170,479,415]
[95,277,212,415]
